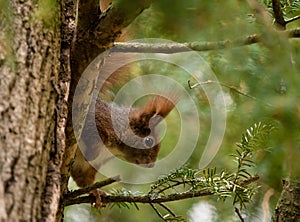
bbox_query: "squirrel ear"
[144,94,179,119]
[129,94,179,130]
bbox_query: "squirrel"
[70,2,178,187]
[70,70,179,187]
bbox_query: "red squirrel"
[70,1,178,187]
[70,58,178,187]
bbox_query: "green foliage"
[262,0,300,17]
[130,0,256,41]
[0,0,16,68]
[66,0,300,221]
[236,122,274,153]
[109,188,141,210]
[32,0,57,28]
[231,122,275,208]
[102,123,274,221]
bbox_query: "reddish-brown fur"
[70,10,179,186]
[71,94,178,187]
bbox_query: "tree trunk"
[272,179,300,221]
[1,0,155,221]
[0,0,63,221]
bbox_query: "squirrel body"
[71,95,177,187]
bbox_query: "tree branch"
[64,188,213,206]
[286,15,300,25]
[285,28,300,38]
[112,35,260,53]
[188,80,257,100]
[158,203,176,217]
[65,0,155,149]
[72,0,155,79]
[63,175,121,200]
[235,207,245,222]
[76,0,100,35]
[63,0,155,202]
[272,0,286,29]
[63,175,259,206]
[112,28,300,53]
[272,179,300,221]
[150,203,166,220]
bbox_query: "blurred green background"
[65,0,300,221]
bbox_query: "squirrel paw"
[90,189,107,209]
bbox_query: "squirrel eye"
[144,136,154,148]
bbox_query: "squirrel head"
[126,95,177,167]
[91,94,178,168]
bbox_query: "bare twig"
[286,15,300,25]
[235,207,245,222]
[113,35,261,53]
[64,176,120,200]
[149,203,177,221]
[286,28,300,37]
[150,203,166,221]
[112,28,300,53]
[188,80,257,100]
[159,203,176,217]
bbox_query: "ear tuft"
[129,93,180,132]
[145,94,179,119]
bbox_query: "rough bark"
[0,0,61,221]
[272,0,286,29]
[55,0,75,220]
[272,179,300,222]
[0,0,156,221]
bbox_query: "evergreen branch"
[231,122,274,209]
[233,122,274,184]
[156,181,184,194]
[63,122,273,221]
[63,175,259,206]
